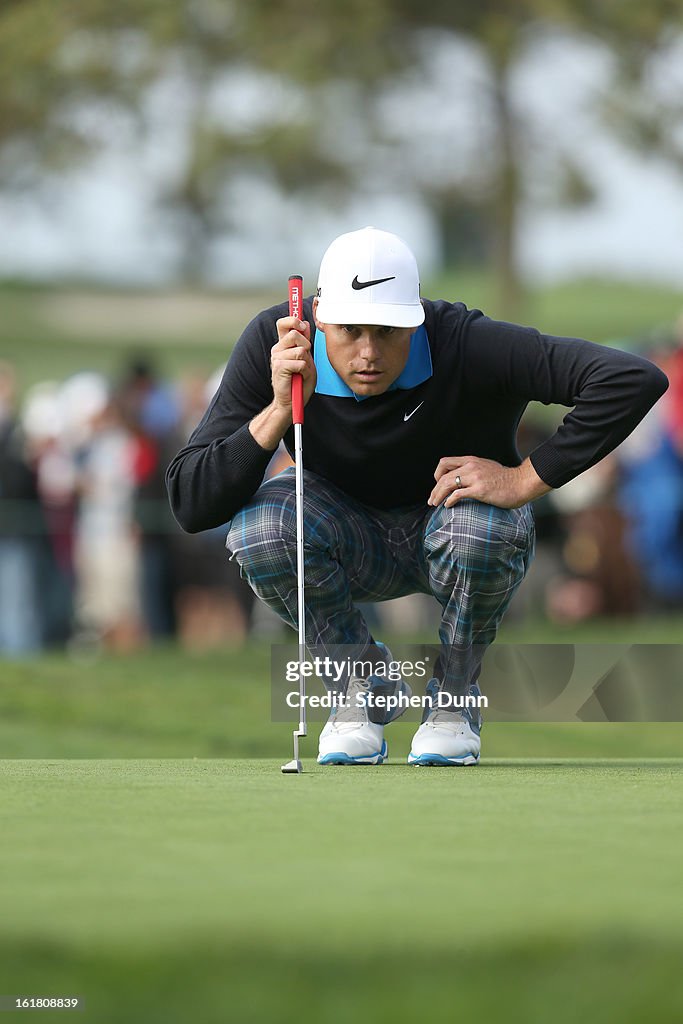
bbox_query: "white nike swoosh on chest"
[403,402,424,421]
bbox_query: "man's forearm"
[249,402,292,451]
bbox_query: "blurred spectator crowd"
[511,320,683,625]
[0,356,261,657]
[1,323,683,658]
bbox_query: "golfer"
[167,227,668,766]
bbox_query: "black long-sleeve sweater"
[166,297,669,533]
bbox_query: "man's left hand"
[429,456,551,509]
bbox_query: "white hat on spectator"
[59,372,110,448]
[22,382,64,441]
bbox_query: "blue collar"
[313,325,433,401]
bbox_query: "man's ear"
[312,297,324,333]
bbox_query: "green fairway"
[1,758,682,1023]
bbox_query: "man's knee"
[226,483,297,575]
[425,499,534,575]
[225,470,338,574]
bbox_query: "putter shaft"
[282,276,306,775]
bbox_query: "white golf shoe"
[317,659,412,766]
[408,680,481,766]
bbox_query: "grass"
[2,273,681,394]
[1,639,683,759]
[1,641,683,1020]
[1,757,682,1022]
[422,270,683,346]
[0,284,280,392]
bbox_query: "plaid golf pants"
[226,467,535,716]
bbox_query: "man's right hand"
[271,316,317,414]
[248,317,317,451]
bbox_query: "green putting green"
[1,757,682,1023]
[2,642,683,1021]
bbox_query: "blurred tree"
[0,0,166,185]
[0,0,644,308]
[584,1,683,181]
[238,0,601,311]
[155,0,398,279]
[0,0,603,298]
[374,1,602,312]
[0,0,394,280]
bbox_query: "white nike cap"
[315,226,425,328]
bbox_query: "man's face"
[313,299,413,397]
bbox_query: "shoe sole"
[408,751,479,766]
[318,740,388,766]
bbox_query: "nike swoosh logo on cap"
[351,275,396,290]
[404,402,424,421]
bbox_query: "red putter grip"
[288,275,304,426]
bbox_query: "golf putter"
[281,275,307,774]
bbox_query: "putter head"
[281,725,305,774]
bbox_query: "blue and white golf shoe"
[317,647,412,766]
[408,678,481,766]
